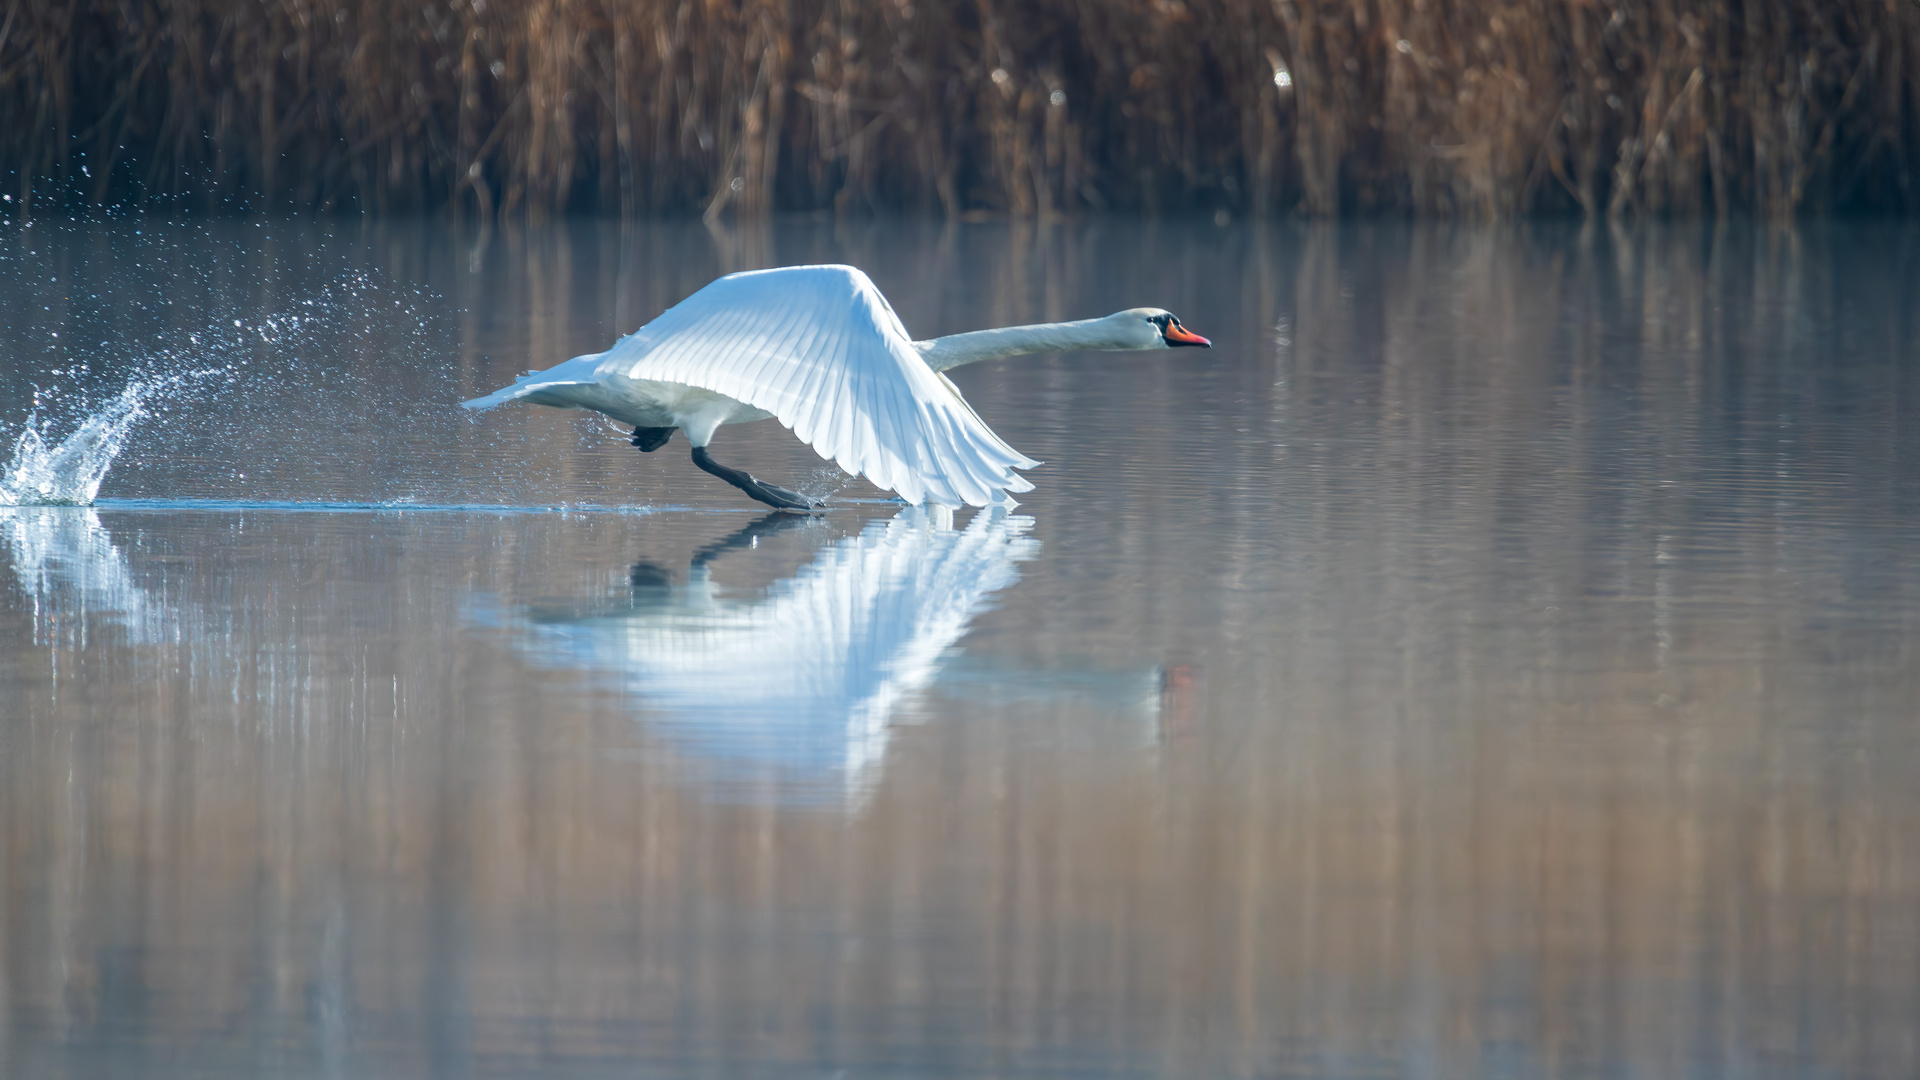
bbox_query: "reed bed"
[2,0,1914,217]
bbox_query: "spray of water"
[1,221,649,508]
[0,372,221,506]
[0,232,446,506]
[799,466,856,503]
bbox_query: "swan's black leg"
[630,426,674,452]
[690,446,825,511]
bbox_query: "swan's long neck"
[914,318,1140,373]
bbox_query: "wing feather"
[730,299,794,394]
[758,293,825,401]
[928,405,989,506]
[869,366,911,496]
[912,400,964,506]
[811,321,855,458]
[590,265,1037,507]
[808,326,847,460]
[829,332,866,470]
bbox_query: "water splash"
[0,253,429,506]
[5,219,456,504]
[798,466,856,502]
[0,374,214,506]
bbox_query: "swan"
[461,264,1209,508]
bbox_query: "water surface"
[2,216,1917,1078]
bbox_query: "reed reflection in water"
[0,218,1916,1079]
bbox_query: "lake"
[2,215,1916,1078]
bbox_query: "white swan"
[462,264,1209,508]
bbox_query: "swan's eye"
[1156,314,1212,348]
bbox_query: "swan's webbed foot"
[690,446,826,511]
[631,426,675,453]
[743,479,824,511]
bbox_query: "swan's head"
[1104,307,1211,349]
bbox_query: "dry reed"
[1,0,1913,217]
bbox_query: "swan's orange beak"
[1164,322,1211,347]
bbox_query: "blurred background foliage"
[1,0,1913,218]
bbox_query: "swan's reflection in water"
[511,507,1034,795]
[507,507,1181,797]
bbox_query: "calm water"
[1,216,1917,1079]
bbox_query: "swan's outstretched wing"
[469,265,1037,507]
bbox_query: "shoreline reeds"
[1,0,1913,218]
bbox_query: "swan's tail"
[462,380,585,411]
[462,353,606,411]
[462,385,522,410]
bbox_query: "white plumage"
[463,264,1209,508]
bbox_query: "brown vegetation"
[1,0,1915,217]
